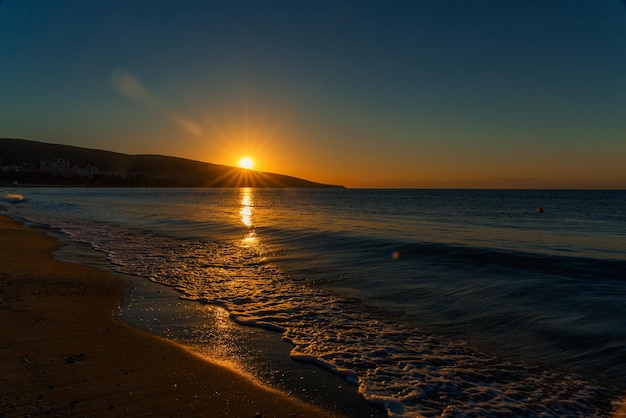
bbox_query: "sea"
[4,187,626,417]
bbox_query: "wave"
[263,226,626,282]
[260,227,626,386]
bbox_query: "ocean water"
[6,187,626,417]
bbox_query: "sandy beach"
[0,214,338,417]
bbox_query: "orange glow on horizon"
[198,92,302,176]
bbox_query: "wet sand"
[0,214,337,417]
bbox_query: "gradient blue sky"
[1,0,625,188]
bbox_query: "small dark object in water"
[66,353,86,364]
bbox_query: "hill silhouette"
[0,138,343,188]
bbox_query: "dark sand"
[0,214,339,417]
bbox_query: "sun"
[238,157,254,170]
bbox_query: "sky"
[1,0,625,188]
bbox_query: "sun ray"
[201,88,297,174]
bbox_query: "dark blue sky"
[1,0,625,187]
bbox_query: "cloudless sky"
[1,0,625,188]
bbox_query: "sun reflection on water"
[239,188,257,245]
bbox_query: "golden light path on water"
[178,188,263,381]
[239,188,257,246]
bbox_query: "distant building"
[40,159,100,178]
[0,164,24,173]
[75,164,99,177]
[40,158,70,174]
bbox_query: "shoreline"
[0,214,346,417]
[48,226,386,418]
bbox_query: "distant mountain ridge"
[0,138,343,188]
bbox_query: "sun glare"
[238,157,254,170]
